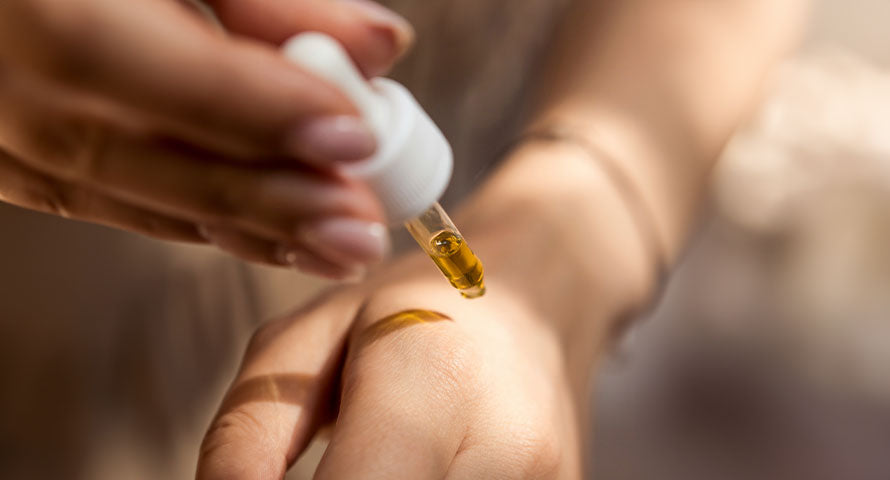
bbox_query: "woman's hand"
[197,141,656,479]
[0,0,413,276]
[200,267,583,479]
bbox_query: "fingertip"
[284,115,377,165]
[299,218,390,266]
[336,0,415,76]
[207,0,414,78]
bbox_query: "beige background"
[0,1,888,478]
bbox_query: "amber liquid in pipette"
[428,230,485,298]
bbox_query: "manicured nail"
[286,115,377,164]
[300,218,390,265]
[340,0,414,57]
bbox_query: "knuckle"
[244,319,284,357]
[510,425,562,479]
[195,170,247,221]
[19,114,110,181]
[524,440,561,479]
[128,212,192,240]
[18,176,73,218]
[241,314,305,361]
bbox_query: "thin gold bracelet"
[503,126,671,336]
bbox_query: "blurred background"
[0,0,888,478]
[593,1,890,479]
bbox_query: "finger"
[0,86,387,251]
[0,0,377,162]
[314,311,476,479]
[0,147,204,243]
[198,293,362,480]
[17,125,381,244]
[207,0,414,77]
[199,226,366,279]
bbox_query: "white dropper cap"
[281,33,453,224]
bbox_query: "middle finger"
[0,75,385,246]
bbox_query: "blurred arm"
[532,0,808,264]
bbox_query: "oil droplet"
[428,231,485,298]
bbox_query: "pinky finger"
[0,148,204,243]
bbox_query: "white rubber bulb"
[281,32,453,224]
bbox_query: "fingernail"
[285,115,377,164]
[300,218,390,265]
[341,0,414,56]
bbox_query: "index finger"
[0,0,384,161]
[197,293,361,480]
[207,0,414,77]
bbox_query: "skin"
[199,0,808,478]
[198,140,650,479]
[0,0,414,275]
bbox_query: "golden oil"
[404,202,486,299]
[428,230,486,298]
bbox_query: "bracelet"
[502,126,671,329]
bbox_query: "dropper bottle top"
[282,33,485,298]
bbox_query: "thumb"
[206,0,414,77]
[197,293,360,479]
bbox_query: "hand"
[197,141,655,479]
[0,0,414,277]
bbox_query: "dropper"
[282,33,485,298]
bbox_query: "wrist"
[454,139,658,373]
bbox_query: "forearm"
[443,0,810,379]
[532,0,808,262]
